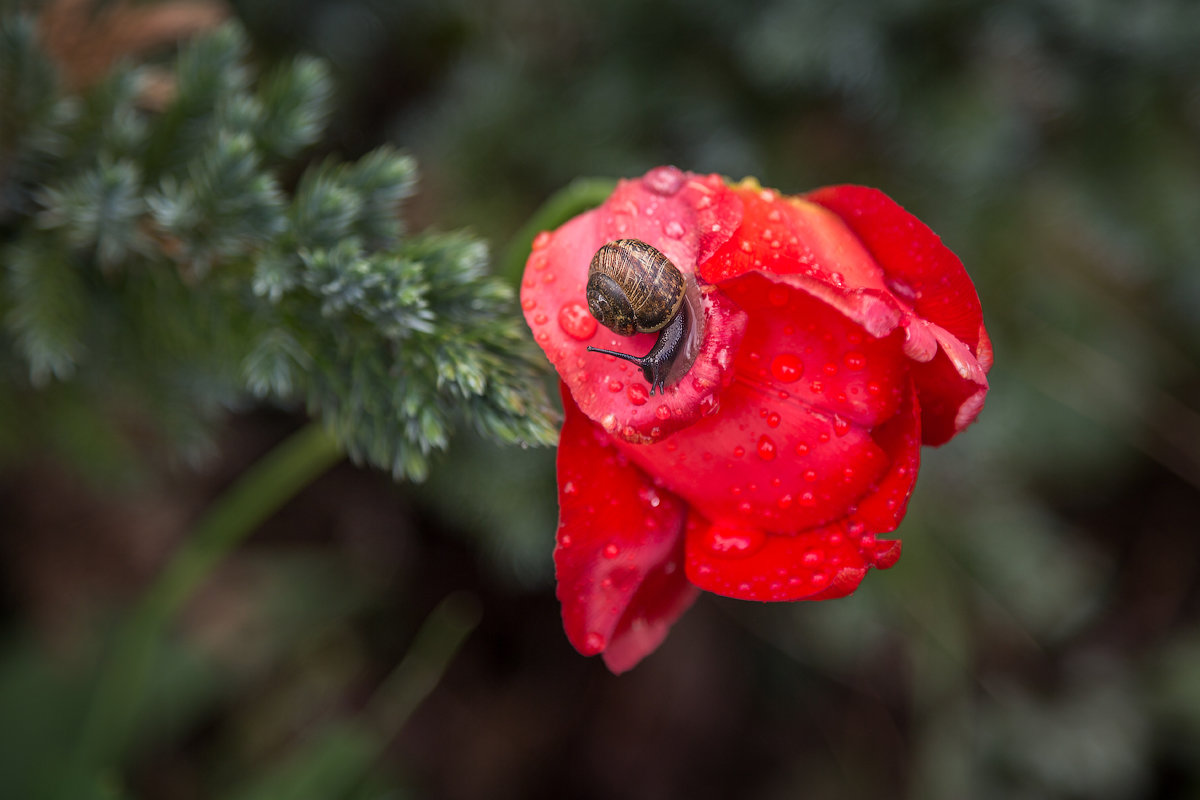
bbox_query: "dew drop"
[795,442,809,456]
[778,494,794,510]
[823,362,838,376]
[521,297,536,310]
[801,548,824,567]
[702,525,766,558]
[663,220,685,239]
[584,632,606,652]
[603,543,620,559]
[757,435,777,461]
[542,272,556,283]
[770,353,804,383]
[733,445,745,458]
[559,533,573,547]
[766,412,781,428]
[533,312,547,325]
[644,166,685,196]
[558,301,597,340]
[627,383,648,406]
[834,416,851,437]
[562,481,577,496]
[655,405,671,420]
[844,351,866,370]
[532,231,552,250]
[607,380,623,392]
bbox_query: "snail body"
[586,239,692,395]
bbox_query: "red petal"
[805,185,986,353]
[846,378,922,535]
[614,274,913,534]
[805,186,992,444]
[522,168,746,444]
[554,384,699,673]
[684,515,898,602]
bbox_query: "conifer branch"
[0,12,558,479]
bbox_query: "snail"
[585,239,692,395]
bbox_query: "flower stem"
[71,421,344,778]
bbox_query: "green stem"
[363,591,482,736]
[224,593,481,800]
[71,421,343,777]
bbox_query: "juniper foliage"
[0,15,557,479]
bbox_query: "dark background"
[5,0,1200,798]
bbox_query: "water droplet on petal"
[533,312,547,325]
[802,548,825,567]
[559,533,573,547]
[757,435,776,461]
[603,543,620,559]
[584,632,606,652]
[733,445,745,458]
[778,494,793,510]
[766,412,781,428]
[627,383,648,405]
[834,416,851,437]
[607,380,623,392]
[663,220,685,239]
[655,405,671,420]
[521,297,536,310]
[702,524,766,558]
[532,231,552,250]
[644,166,685,196]
[770,353,803,383]
[844,351,866,370]
[558,301,597,340]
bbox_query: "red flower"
[521,167,992,672]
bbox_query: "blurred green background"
[4,0,1200,798]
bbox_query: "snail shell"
[586,239,685,336]
[585,239,694,395]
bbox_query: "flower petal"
[845,378,922,535]
[554,383,699,673]
[683,515,899,602]
[614,273,917,535]
[805,185,992,444]
[804,185,986,354]
[522,168,746,444]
